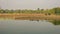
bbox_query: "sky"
[0,0,60,9]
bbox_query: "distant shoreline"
[0,13,60,20]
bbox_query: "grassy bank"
[0,13,60,20]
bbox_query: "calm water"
[0,20,60,34]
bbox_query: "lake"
[0,20,60,34]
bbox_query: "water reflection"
[30,19,60,25]
[50,20,60,25]
[0,20,60,34]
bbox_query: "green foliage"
[53,7,60,15]
[0,7,60,15]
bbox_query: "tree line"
[0,7,60,15]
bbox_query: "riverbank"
[0,13,60,20]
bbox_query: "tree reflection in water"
[51,20,60,25]
[30,19,60,25]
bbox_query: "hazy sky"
[0,0,60,9]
